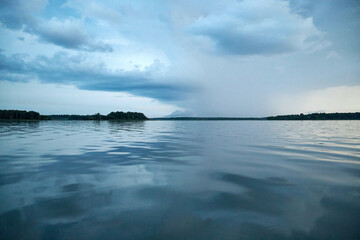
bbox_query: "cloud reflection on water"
[0,120,359,239]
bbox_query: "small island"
[0,110,148,121]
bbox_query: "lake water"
[0,120,359,240]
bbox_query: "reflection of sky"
[0,120,360,239]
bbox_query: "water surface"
[0,120,359,239]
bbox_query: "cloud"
[35,17,113,52]
[272,85,360,114]
[189,0,328,55]
[0,52,193,101]
[289,0,360,56]
[0,0,112,52]
[0,0,46,30]
[79,2,123,25]
[0,80,179,117]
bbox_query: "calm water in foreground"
[0,120,359,240]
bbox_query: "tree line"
[267,112,360,120]
[0,110,148,121]
[0,110,42,120]
[48,112,148,120]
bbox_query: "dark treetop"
[0,110,42,120]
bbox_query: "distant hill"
[165,110,196,118]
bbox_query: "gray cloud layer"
[289,0,360,56]
[0,52,192,101]
[34,18,113,52]
[189,0,327,55]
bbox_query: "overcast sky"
[0,0,359,117]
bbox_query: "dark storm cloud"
[0,52,192,101]
[0,0,113,52]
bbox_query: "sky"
[0,0,359,117]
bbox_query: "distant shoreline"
[151,112,360,121]
[150,117,265,121]
[1,110,359,121]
